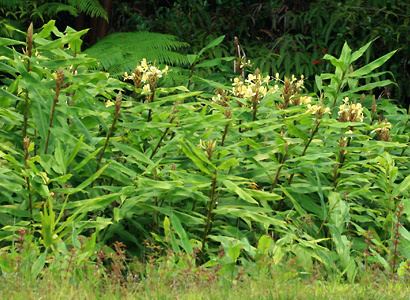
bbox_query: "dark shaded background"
[1,0,409,106]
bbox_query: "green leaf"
[217,157,239,171]
[195,57,235,68]
[53,141,66,175]
[349,50,397,78]
[170,213,193,254]
[247,189,282,202]
[280,187,306,216]
[257,235,273,255]
[394,175,410,197]
[328,191,350,233]
[73,147,102,172]
[341,80,395,96]
[163,216,171,239]
[187,54,198,65]
[58,164,109,195]
[65,193,120,212]
[112,141,155,167]
[193,76,231,90]
[179,140,212,175]
[222,180,258,204]
[198,35,225,57]
[0,38,25,47]
[34,20,56,39]
[339,42,352,66]
[31,251,47,278]
[66,136,84,167]
[323,54,344,70]
[315,75,323,92]
[350,39,376,63]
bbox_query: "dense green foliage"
[0,21,409,284]
[84,31,190,75]
[115,0,410,105]
[0,0,107,21]
[1,1,409,105]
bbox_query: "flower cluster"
[199,139,217,159]
[211,89,229,106]
[277,74,306,108]
[372,119,391,141]
[339,136,349,155]
[232,71,270,101]
[307,103,330,118]
[212,89,232,119]
[338,97,364,122]
[124,58,168,95]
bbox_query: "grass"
[1,266,409,300]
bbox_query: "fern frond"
[1,0,107,20]
[85,31,190,76]
[37,3,78,17]
[0,0,24,8]
[68,0,108,20]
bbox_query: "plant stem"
[201,172,218,254]
[331,70,347,108]
[246,94,260,151]
[150,115,176,159]
[97,93,122,169]
[22,93,30,141]
[187,64,195,89]
[23,137,33,220]
[44,70,64,154]
[270,145,288,192]
[333,135,351,188]
[251,97,259,122]
[22,23,33,146]
[147,89,156,122]
[220,123,230,147]
[391,203,404,279]
[288,119,321,185]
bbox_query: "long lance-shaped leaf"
[73,147,102,172]
[222,180,259,205]
[170,213,193,254]
[179,139,213,175]
[340,80,395,96]
[281,186,306,216]
[55,163,109,195]
[349,49,397,78]
[394,175,410,197]
[197,35,225,57]
[55,193,120,236]
[350,39,376,63]
[0,38,25,47]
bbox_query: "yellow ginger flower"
[123,59,168,89]
[232,71,270,100]
[338,97,364,122]
[142,84,151,95]
[307,104,330,117]
[371,120,391,141]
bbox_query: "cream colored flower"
[307,103,330,117]
[299,96,312,105]
[142,84,151,95]
[258,86,268,97]
[140,58,148,70]
[338,97,364,122]
[126,58,169,90]
[105,100,114,107]
[247,73,256,82]
[371,120,391,141]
